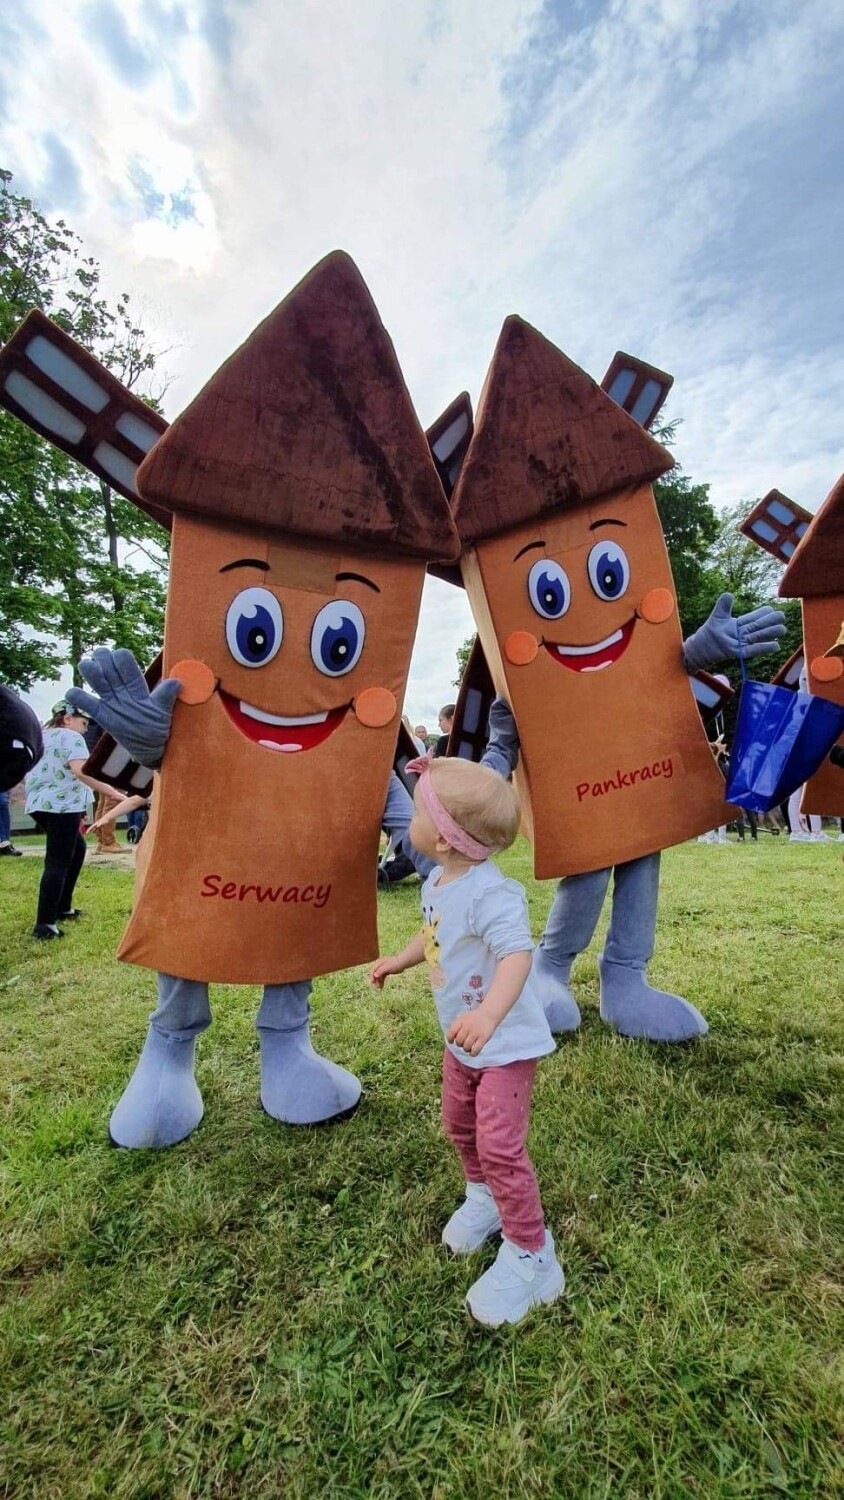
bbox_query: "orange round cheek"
[637,588,675,625]
[504,631,539,665]
[810,655,843,683]
[354,687,397,728]
[170,659,217,704]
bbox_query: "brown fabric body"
[800,595,844,816]
[462,487,736,878]
[117,515,424,983]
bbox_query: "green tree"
[454,633,475,687]
[0,168,169,690]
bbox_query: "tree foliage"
[454,633,475,688]
[0,168,169,690]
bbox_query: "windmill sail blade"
[446,636,495,762]
[426,392,474,588]
[0,310,170,529]
[601,352,673,431]
[689,670,734,718]
[739,490,812,565]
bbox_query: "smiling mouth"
[545,617,636,673]
[219,690,349,752]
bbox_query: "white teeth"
[556,628,623,657]
[240,701,328,727]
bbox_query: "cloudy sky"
[2,0,843,723]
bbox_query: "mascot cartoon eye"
[310,600,366,676]
[527,558,571,620]
[225,587,284,667]
[587,541,630,601]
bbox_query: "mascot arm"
[682,592,785,674]
[480,695,521,779]
[66,648,181,770]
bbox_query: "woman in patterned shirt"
[24,700,121,940]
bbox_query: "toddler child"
[371,756,564,1327]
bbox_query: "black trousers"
[31,812,86,926]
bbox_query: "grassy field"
[1,838,842,1499]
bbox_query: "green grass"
[1,840,842,1499]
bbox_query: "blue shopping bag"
[726,678,844,812]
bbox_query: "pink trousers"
[441,1047,545,1252]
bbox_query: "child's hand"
[447,1009,497,1057]
[371,956,402,989]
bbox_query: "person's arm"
[67,760,125,803]
[447,950,532,1055]
[370,931,427,988]
[88,792,147,832]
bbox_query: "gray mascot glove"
[682,592,785,673]
[66,648,182,769]
[480,695,520,779]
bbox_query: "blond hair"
[426,757,521,856]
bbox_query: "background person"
[83,717,123,854]
[24,700,122,940]
[433,703,456,758]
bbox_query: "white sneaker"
[697,833,715,843]
[465,1230,565,1327]
[442,1182,502,1254]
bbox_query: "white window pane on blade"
[115,411,162,454]
[4,371,86,442]
[26,335,109,412]
[93,442,140,495]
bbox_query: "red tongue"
[219,690,347,752]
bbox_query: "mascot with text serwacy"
[0,253,459,1145]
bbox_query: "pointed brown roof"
[450,317,674,544]
[137,251,459,560]
[779,473,844,597]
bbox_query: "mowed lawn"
[0,838,842,1500]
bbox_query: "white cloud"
[3,0,844,721]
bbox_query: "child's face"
[409,784,442,860]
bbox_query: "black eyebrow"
[219,558,270,573]
[589,518,627,531]
[336,571,380,593]
[513,540,545,561]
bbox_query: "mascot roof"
[779,473,844,598]
[450,316,674,545]
[137,251,459,561]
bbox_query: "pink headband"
[405,755,492,861]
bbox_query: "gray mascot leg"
[109,973,209,1149]
[255,775,422,1126]
[599,853,708,1041]
[257,981,361,1124]
[534,868,613,1032]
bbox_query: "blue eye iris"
[311,600,366,677]
[225,587,283,667]
[527,558,571,620]
[587,541,630,601]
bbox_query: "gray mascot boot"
[598,854,708,1042]
[535,865,617,1033]
[257,982,362,1124]
[109,973,209,1148]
